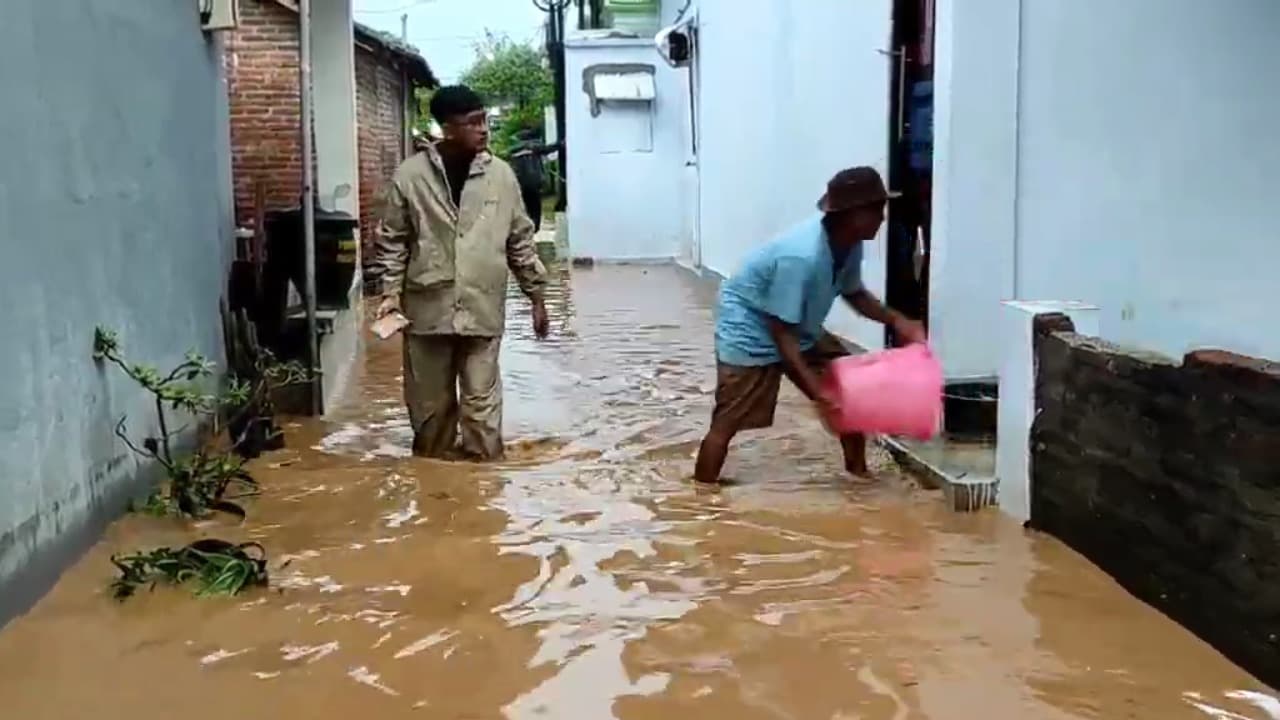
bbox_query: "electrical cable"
[355,0,440,16]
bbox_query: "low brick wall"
[1030,314,1280,686]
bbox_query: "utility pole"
[401,14,412,156]
[533,0,572,212]
[299,0,320,415]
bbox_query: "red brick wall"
[355,48,408,259]
[224,0,411,253]
[225,0,303,232]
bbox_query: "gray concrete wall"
[1031,316,1280,687]
[0,2,235,619]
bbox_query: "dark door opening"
[884,0,935,347]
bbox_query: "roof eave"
[265,0,439,88]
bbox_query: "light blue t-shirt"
[715,214,863,367]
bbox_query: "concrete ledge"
[877,436,999,512]
[877,436,944,491]
[569,256,677,266]
[285,307,339,335]
[279,284,363,416]
[565,34,656,49]
[996,302,1101,521]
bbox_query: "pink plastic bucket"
[821,344,943,440]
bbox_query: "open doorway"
[884,0,935,347]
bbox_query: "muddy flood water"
[1,264,1276,719]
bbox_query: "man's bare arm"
[766,316,824,401]
[844,287,926,344]
[845,287,896,325]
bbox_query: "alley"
[0,265,1273,719]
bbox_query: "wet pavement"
[1,264,1276,719]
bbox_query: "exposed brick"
[355,42,411,284]
[1032,312,1076,338]
[1030,326,1280,687]
[223,0,414,250]
[224,0,302,230]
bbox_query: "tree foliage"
[460,33,553,158]
[413,86,436,136]
[462,32,553,112]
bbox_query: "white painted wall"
[928,0,1019,380]
[543,105,558,161]
[995,301,1099,522]
[312,0,359,217]
[564,36,690,261]
[1012,0,1280,361]
[926,0,1280,379]
[927,0,1280,379]
[694,0,893,351]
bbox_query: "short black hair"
[429,85,485,124]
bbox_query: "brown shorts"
[711,333,849,432]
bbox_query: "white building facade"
[565,0,1280,375]
[563,31,693,262]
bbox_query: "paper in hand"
[371,311,410,340]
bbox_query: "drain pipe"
[299,0,321,415]
[1010,0,1024,301]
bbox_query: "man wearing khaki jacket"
[374,85,548,460]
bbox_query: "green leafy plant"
[414,86,436,136]
[133,493,172,518]
[110,540,268,600]
[224,351,311,459]
[115,427,259,519]
[93,327,305,519]
[94,328,232,461]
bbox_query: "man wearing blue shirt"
[695,167,926,484]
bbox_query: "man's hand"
[891,316,927,346]
[815,394,842,435]
[531,300,549,339]
[375,294,401,319]
[847,289,927,346]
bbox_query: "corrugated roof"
[354,23,438,88]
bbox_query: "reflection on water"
[0,264,1274,719]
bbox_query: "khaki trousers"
[402,334,503,460]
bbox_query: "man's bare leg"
[695,424,737,484]
[840,432,869,477]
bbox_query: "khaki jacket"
[374,145,547,337]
